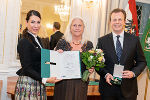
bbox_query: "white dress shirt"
[112,31,124,49]
[28,31,42,48]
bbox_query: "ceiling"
[21,0,63,13]
[21,0,61,4]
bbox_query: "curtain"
[69,0,128,48]
[0,0,21,65]
[69,0,107,48]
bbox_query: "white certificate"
[48,50,81,79]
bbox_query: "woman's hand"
[46,77,62,83]
[57,49,64,53]
[88,67,94,74]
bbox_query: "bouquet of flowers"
[81,49,105,82]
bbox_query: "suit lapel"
[120,32,129,64]
[37,36,43,48]
[108,33,118,64]
[28,33,42,49]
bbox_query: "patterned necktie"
[116,35,122,62]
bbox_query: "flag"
[125,0,139,36]
[141,16,150,71]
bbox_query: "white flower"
[88,55,93,61]
[102,56,105,62]
[90,55,93,59]
[96,49,103,53]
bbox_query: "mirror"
[19,0,70,40]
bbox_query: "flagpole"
[144,68,149,100]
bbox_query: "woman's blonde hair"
[64,16,88,44]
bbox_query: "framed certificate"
[41,49,81,79]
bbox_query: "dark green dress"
[53,39,93,100]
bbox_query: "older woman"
[15,10,59,100]
[53,17,93,100]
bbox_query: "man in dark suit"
[97,8,147,100]
[49,22,63,50]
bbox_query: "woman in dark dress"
[53,17,94,100]
[15,10,60,100]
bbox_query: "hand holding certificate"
[41,49,81,79]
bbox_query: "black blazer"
[17,32,43,82]
[97,32,146,98]
[49,31,63,50]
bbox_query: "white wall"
[137,68,150,100]
[0,0,21,100]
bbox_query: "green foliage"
[81,49,105,71]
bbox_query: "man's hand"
[122,70,134,79]
[105,73,113,85]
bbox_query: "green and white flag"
[141,16,150,71]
